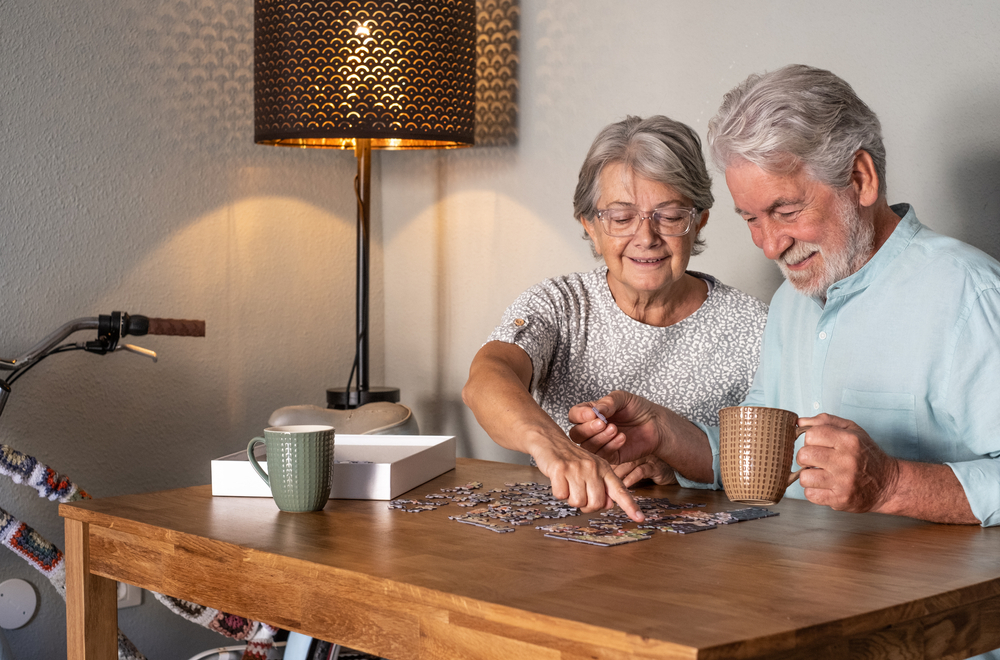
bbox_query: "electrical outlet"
[116,582,141,609]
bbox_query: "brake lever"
[118,344,158,363]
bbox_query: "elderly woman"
[462,115,767,520]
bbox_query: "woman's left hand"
[613,455,678,488]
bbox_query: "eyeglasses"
[594,207,699,237]
[594,207,698,237]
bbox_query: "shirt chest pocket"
[839,389,918,461]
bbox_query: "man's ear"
[852,150,881,207]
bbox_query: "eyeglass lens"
[598,209,693,236]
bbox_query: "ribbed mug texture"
[719,407,797,505]
[249,425,334,512]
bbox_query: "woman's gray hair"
[573,115,714,256]
[707,64,887,197]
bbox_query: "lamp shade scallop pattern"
[255,0,476,148]
[475,0,518,146]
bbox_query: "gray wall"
[383,0,1000,463]
[1,1,380,657]
[1,1,998,659]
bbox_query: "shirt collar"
[821,203,921,303]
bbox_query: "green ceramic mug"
[247,425,334,512]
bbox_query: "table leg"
[65,518,118,660]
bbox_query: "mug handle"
[787,426,810,486]
[247,438,270,487]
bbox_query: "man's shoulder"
[909,225,1000,291]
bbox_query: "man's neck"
[869,198,903,256]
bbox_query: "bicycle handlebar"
[0,311,204,419]
[97,312,204,340]
[145,318,206,337]
[0,311,205,372]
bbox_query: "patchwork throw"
[0,443,277,660]
[0,506,66,596]
[154,593,278,658]
[0,443,89,502]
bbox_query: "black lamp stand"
[326,138,400,410]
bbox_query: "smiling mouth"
[629,256,666,264]
[778,245,819,269]
[784,252,817,269]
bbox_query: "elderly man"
[570,64,1000,530]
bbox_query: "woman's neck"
[608,272,709,327]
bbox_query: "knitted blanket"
[0,443,277,660]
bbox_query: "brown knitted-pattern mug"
[719,406,806,505]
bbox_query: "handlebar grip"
[146,318,206,337]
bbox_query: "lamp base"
[326,386,401,410]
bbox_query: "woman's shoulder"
[691,271,769,325]
[521,267,608,302]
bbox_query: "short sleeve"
[485,287,563,392]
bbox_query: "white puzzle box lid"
[211,434,456,501]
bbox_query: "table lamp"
[254,0,476,409]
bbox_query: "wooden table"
[61,458,1000,660]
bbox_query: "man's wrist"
[871,460,980,524]
[870,456,903,514]
[656,408,715,484]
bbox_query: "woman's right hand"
[463,343,644,522]
[530,435,644,522]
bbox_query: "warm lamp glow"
[253,1,477,408]
[254,0,476,150]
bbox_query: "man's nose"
[754,218,793,261]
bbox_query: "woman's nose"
[631,215,662,247]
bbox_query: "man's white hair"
[708,64,887,197]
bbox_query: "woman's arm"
[462,341,643,521]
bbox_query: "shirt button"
[513,318,525,327]
[812,402,820,410]
[819,331,827,340]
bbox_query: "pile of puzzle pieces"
[387,481,778,547]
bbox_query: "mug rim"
[265,425,334,434]
[720,405,795,414]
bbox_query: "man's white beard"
[777,195,875,301]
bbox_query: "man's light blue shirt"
[680,204,1000,527]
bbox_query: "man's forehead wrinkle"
[733,196,803,217]
[768,196,804,212]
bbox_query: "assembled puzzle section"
[211,435,456,500]
[388,480,780,547]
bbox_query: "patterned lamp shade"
[254,0,476,149]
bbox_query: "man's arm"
[462,342,642,520]
[797,414,979,524]
[878,461,978,524]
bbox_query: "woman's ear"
[581,216,602,256]
[696,209,709,233]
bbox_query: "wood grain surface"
[61,458,1000,660]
